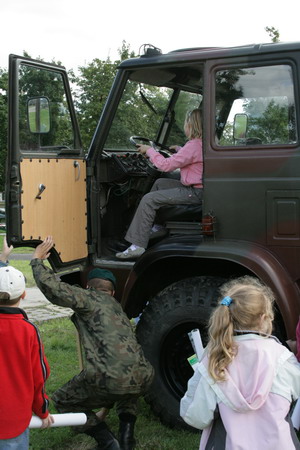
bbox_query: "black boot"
[118,415,136,450]
[85,422,121,450]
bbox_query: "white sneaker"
[116,245,145,260]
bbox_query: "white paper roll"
[29,413,87,429]
[292,399,300,430]
[190,329,204,360]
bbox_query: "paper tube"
[29,413,87,429]
[189,329,204,360]
[292,399,300,430]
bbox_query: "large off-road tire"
[136,276,225,429]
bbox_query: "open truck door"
[6,55,88,269]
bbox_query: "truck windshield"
[104,80,202,151]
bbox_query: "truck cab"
[6,42,300,428]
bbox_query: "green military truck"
[5,41,300,428]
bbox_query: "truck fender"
[122,239,300,336]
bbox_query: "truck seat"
[155,202,202,224]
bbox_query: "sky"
[1,0,300,72]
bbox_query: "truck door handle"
[74,160,81,181]
[36,184,46,199]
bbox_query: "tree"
[245,99,290,144]
[72,41,136,150]
[265,26,280,43]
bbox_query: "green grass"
[29,318,199,449]
[10,260,36,287]
[0,234,48,287]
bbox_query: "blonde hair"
[185,109,202,139]
[207,276,275,382]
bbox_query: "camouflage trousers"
[52,369,154,430]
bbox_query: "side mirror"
[27,97,50,134]
[233,113,248,139]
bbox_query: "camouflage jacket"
[30,259,153,393]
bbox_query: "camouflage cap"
[87,268,117,289]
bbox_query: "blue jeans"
[0,428,29,449]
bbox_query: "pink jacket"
[181,334,300,449]
[146,138,203,187]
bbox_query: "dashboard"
[98,151,160,182]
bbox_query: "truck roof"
[118,41,300,69]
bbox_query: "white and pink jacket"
[180,334,300,449]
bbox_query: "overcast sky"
[1,0,300,72]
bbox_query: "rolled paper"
[29,413,87,428]
[291,399,300,430]
[190,328,204,360]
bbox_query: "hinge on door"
[88,244,96,253]
[86,166,93,177]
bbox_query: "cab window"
[18,65,75,151]
[215,65,297,146]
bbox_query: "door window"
[215,65,297,146]
[18,65,75,151]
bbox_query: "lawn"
[0,234,44,286]
[29,318,199,449]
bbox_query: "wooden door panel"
[21,158,87,262]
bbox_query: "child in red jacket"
[0,239,53,449]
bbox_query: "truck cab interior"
[96,67,204,257]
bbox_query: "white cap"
[0,266,26,300]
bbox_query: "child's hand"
[96,407,110,421]
[137,144,151,155]
[41,414,54,428]
[0,236,13,262]
[32,236,54,260]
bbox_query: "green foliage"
[245,99,289,143]
[72,57,118,150]
[72,41,137,150]
[265,26,280,43]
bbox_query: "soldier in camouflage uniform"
[30,237,154,450]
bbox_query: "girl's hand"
[137,144,151,155]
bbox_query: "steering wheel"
[129,136,174,157]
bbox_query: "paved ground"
[22,287,73,322]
